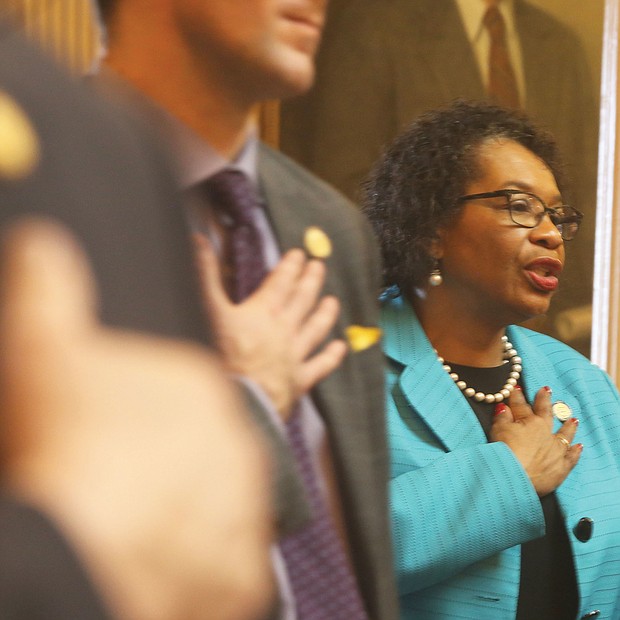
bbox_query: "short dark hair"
[363,99,565,294]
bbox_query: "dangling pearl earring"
[428,263,443,287]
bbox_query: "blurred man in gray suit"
[95,0,398,617]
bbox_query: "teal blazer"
[382,294,620,619]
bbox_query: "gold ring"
[557,435,570,449]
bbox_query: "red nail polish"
[494,403,507,415]
[571,418,579,425]
[576,443,584,452]
[514,385,522,391]
[544,386,552,394]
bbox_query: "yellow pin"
[345,325,382,352]
[304,226,332,258]
[0,92,40,180]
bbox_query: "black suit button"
[580,611,600,619]
[574,517,594,542]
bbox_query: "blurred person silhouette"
[0,20,271,620]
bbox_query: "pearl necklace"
[437,335,522,404]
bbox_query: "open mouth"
[281,11,323,52]
[524,258,563,292]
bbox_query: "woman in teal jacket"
[364,100,620,619]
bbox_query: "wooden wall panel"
[7,0,99,74]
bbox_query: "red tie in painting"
[484,2,520,109]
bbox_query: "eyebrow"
[499,182,563,205]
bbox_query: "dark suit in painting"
[281,0,598,353]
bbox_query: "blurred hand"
[490,386,582,497]
[0,219,273,620]
[195,237,348,420]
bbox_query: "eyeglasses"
[457,189,584,241]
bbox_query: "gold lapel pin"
[552,401,572,422]
[304,226,332,258]
[346,325,382,352]
[0,91,40,180]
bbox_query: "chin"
[263,47,316,97]
[512,299,553,325]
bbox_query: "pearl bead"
[437,337,522,404]
[429,273,443,286]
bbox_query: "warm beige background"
[8,1,607,97]
[9,0,617,372]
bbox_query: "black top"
[447,361,578,619]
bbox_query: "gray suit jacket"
[281,0,598,347]
[257,144,399,620]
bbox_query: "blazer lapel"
[257,153,304,250]
[507,327,582,508]
[382,296,487,452]
[507,326,583,431]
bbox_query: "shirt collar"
[163,113,259,190]
[455,0,516,42]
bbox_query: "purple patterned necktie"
[281,411,368,619]
[205,169,367,619]
[205,169,267,302]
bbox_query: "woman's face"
[435,138,565,325]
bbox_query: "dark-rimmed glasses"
[457,189,584,241]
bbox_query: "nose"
[529,212,564,249]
